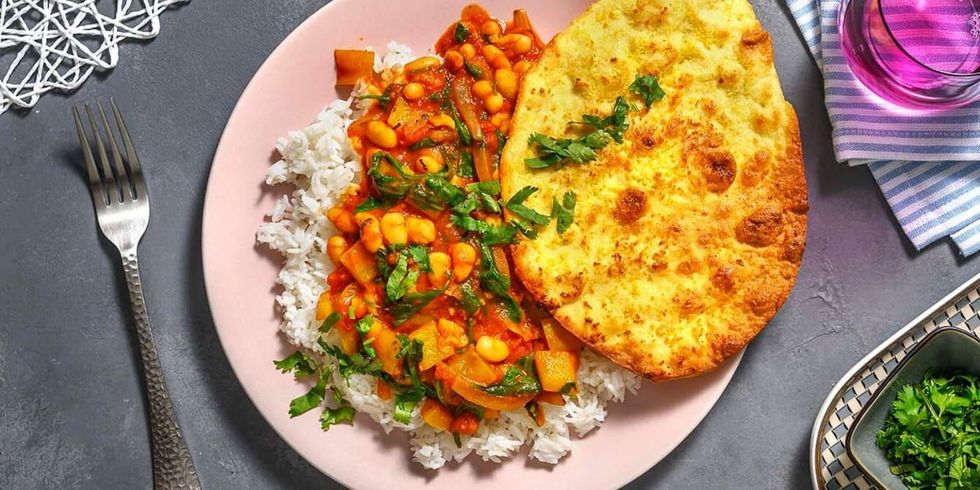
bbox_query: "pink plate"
[202,0,742,488]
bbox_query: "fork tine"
[85,105,119,204]
[72,106,107,207]
[110,99,147,198]
[97,101,133,201]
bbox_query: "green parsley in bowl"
[846,327,980,490]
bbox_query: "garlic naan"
[500,0,807,380]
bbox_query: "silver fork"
[72,101,202,490]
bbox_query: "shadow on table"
[181,166,340,488]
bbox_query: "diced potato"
[337,327,360,356]
[315,291,333,322]
[537,391,566,406]
[420,399,454,431]
[334,49,374,85]
[367,319,403,378]
[339,241,378,287]
[409,321,455,371]
[541,319,584,352]
[534,351,579,392]
[447,347,499,385]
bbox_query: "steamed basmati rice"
[256,43,642,469]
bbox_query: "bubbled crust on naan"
[500,0,807,381]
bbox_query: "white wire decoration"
[0,0,189,115]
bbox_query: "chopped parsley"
[320,405,356,430]
[551,191,576,234]
[407,245,432,272]
[629,74,665,108]
[288,369,330,418]
[505,186,550,237]
[876,371,980,489]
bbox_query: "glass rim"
[877,0,980,78]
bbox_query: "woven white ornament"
[0,0,189,115]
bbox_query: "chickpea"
[459,43,476,60]
[513,60,532,73]
[489,54,511,70]
[450,242,477,280]
[327,235,349,264]
[327,206,358,233]
[480,20,502,37]
[356,214,384,252]
[494,68,518,100]
[490,113,510,130]
[471,80,494,99]
[444,50,464,70]
[402,82,425,101]
[484,93,504,114]
[512,34,533,54]
[428,252,451,287]
[481,44,505,63]
[418,155,443,173]
[405,56,441,72]
[430,113,455,128]
[380,212,408,246]
[475,335,510,363]
[366,120,397,149]
[407,216,437,244]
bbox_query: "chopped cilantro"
[288,369,330,417]
[410,138,437,151]
[525,96,632,169]
[407,245,431,272]
[460,282,483,317]
[457,151,475,178]
[319,311,342,333]
[876,371,980,489]
[354,197,384,214]
[454,22,469,43]
[629,74,665,108]
[320,405,356,430]
[389,289,443,325]
[477,242,521,322]
[483,356,541,396]
[385,254,419,301]
[318,339,383,380]
[464,61,484,79]
[274,351,317,378]
[551,191,576,234]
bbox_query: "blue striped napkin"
[787,0,980,255]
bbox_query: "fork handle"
[121,252,202,490]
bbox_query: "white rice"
[256,43,642,469]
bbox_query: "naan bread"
[500,0,807,380]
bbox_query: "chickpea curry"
[316,5,586,436]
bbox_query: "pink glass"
[840,0,980,109]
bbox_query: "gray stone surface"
[1,1,977,489]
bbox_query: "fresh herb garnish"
[319,311,342,333]
[464,61,483,79]
[392,335,427,424]
[389,289,444,325]
[506,186,550,226]
[385,254,419,301]
[483,356,541,396]
[288,368,330,417]
[454,22,469,43]
[368,152,417,200]
[320,405,356,430]
[354,197,385,213]
[477,242,521,322]
[318,340,384,380]
[876,371,980,489]
[274,351,317,378]
[407,245,431,272]
[560,382,577,395]
[524,96,631,169]
[457,151,475,178]
[358,85,395,110]
[460,282,483,317]
[551,191,576,234]
[629,74,665,109]
[410,138,437,151]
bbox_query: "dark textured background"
[1,1,978,488]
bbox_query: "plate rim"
[201,0,745,486]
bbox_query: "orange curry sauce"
[320,4,583,435]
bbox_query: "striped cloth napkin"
[787,0,980,255]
